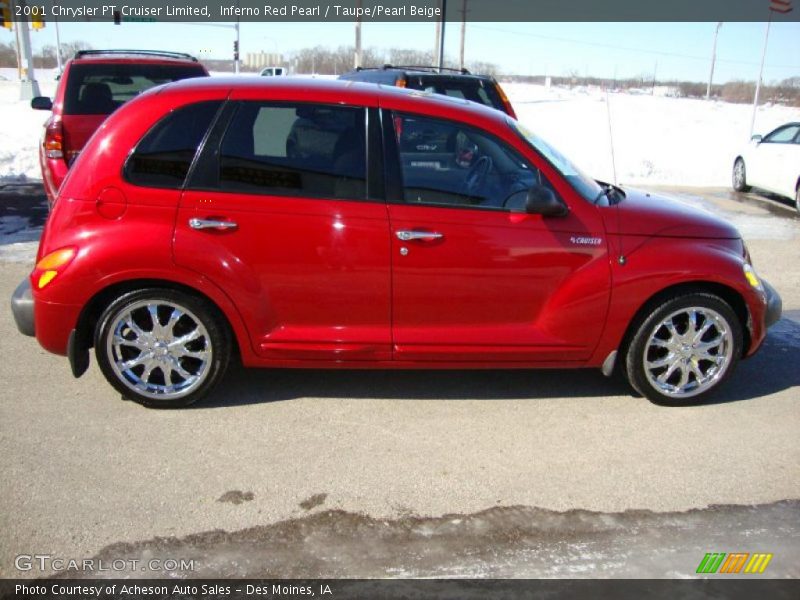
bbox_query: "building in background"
[244,51,283,71]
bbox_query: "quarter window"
[125,101,221,189]
[392,113,551,211]
[217,103,367,200]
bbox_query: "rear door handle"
[189,218,238,231]
[396,230,444,242]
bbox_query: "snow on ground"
[1,68,798,188]
[505,82,800,187]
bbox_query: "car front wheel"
[95,289,230,408]
[732,158,750,192]
[625,293,743,406]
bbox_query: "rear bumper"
[11,278,35,337]
[763,279,782,329]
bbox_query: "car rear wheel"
[732,158,750,192]
[624,293,742,406]
[95,289,230,408]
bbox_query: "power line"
[470,24,800,71]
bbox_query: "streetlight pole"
[706,22,722,100]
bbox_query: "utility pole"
[354,0,362,68]
[458,0,466,71]
[750,13,772,137]
[706,22,722,100]
[437,0,446,72]
[433,2,440,66]
[14,1,41,99]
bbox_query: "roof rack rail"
[355,64,471,75]
[74,49,198,62]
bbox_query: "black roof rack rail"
[73,49,198,62]
[355,64,471,75]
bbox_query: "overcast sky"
[2,21,799,83]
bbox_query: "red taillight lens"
[495,83,517,119]
[44,118,64,159]
[32,246,77,289]
[395,77,407,88]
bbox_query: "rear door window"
[215,102,367,200]
[63,63,207,116]
[124,101,222,189]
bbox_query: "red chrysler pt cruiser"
[11,78,781,408]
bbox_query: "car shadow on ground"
[199,317,800,408]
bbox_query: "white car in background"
[733,122,800,213]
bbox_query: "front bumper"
[762,279,782,329]
[11,278,35,337]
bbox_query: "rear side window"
[407,77,507,113]
[63,63,207,116]
[125,101,221,189]
[216,102,367,200]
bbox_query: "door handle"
[189,218,238,231]
[395,230,444,242]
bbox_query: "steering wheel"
[464,155,493,198]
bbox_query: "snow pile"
[0,71,798,188]
[0,69,57,183]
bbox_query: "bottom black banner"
[2,579,800,600]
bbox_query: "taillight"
[395,76,407,88]
[32,246,77,289]
[494,82,517,119]
[44,118,64,159]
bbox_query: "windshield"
[508,119,604,203]
[408,75,508,114]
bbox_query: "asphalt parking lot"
[0,184,798,578]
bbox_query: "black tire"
[732,158,750,192]
[94,288,230,408]
[624,293,743,406]
[795,185,799,214]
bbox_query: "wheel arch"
[74,278,243,360]
[617,280,751,364]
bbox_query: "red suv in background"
[12,78,781,408]
[31,50,209,204]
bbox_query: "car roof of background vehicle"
[345,64,496,80]
[156,76,511,127]
[71,49,201,64]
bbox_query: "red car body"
[34,51,208,204]
[13,78,781,407]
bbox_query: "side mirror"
[31,97,53,111]
[751,134,762,143]
[526,185,569,217]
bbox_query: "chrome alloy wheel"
[642,307,734,399]
[107,300,212,401]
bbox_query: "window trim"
[383,109,550,213]
[186,100,378,204]
[121,100,224,191]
